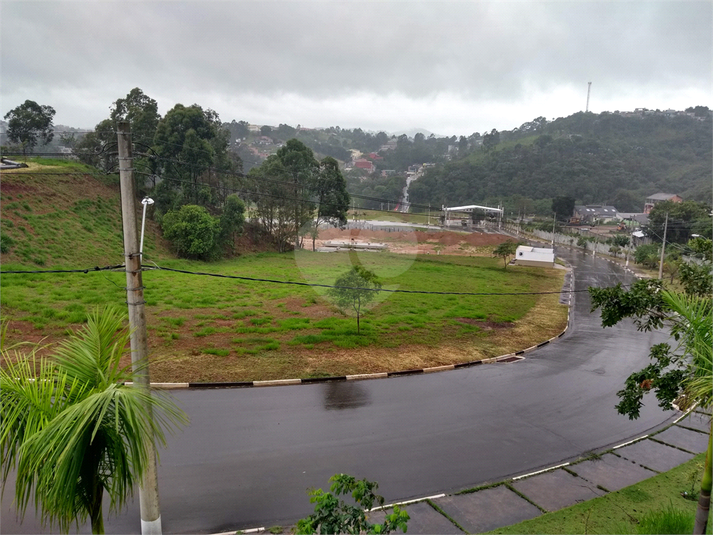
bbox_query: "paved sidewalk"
[366,408,711,534]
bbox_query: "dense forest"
[409,111,712,214]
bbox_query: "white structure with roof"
[513,246,555,267]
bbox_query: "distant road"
[2,248,672,534]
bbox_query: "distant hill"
[409,111,712,214]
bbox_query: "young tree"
[328,266,381,334]
[296,474,409,535]
[493,241,518,269]
[3,100,56,157]
[1,308,187,534]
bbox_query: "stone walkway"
[367,408,711,534]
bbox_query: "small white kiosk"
[514,246,555,267]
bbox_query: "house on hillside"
[643,193,682,214]
[354,159,375,173]
[513,246,555,267]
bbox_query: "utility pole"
[658,212,669,280]
[117,121,163,535]
[586,81,592,112]
[428,203,431,226]
[551,213,557,248]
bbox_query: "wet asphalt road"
[2,249,673,534]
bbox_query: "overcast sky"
[1,0,711,136]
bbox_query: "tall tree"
[552,195,575,222]
[311,156,350,251]
[152,104,236,212]
[110,88,160,150]
[3,100,56,157]
[275,139,320,249]
[647,200,712,244]
[1,308,187,534]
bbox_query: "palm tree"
[1,307,187,534]
[662,291,711,535]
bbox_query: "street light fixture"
[140,197,154,257]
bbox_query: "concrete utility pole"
[586,81,592,112]
[117,121,163,535]
[551,213,557,247]
[658,212,669,280]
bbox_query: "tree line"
[3,89,350,259]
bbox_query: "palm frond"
[2,306,188,532]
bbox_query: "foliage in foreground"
[0,307,188,533]
[296,474,409,534]
[590,280,712,534]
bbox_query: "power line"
[0,262,611,296]
[144,263,608,296]
[1,264,125,274]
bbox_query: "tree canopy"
[3,100,56,155]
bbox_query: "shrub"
[161,204,220,260]
[0,232,14,254]
[634,244,661,269]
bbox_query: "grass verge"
[485,453,712,534]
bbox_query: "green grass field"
[2,159,567,382]
[2,251,567,381]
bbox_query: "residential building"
[643,193,682,214]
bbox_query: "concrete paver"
[615,438,694,473]
[654,425,709,454]
[567,453,655,492]
[436,485,541,534]
[676,413,711,434]
[512,469,604,512]
[368,501,463,534]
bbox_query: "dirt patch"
[315,228,513,256]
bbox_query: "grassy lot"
[2,158,567,382]
[2,251,567,382]
[486,453,712,535]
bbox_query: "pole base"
[141,515,162,535]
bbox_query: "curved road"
[2,248,673,534]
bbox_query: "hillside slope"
[1,159,172,267]
[409,111,712,212]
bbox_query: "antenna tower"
[586,81,592,112]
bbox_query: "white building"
[514,246,555,267]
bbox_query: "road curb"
[142,256,578,390]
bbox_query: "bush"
[162,205,220,260]
[0,232,14,254]
[296,474,409,535]
[634,244,661,269]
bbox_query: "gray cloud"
[2,1,710,134]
